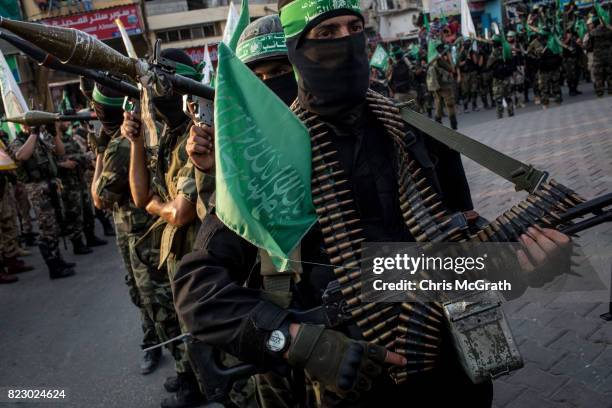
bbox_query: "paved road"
[0,86,610,408]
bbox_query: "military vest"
[17,132,58,183]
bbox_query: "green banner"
[280,0,361,39]
[370,44,389,71]
[214,43,316,271]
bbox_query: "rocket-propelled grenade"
[0,18,215,101]
[0,30,139,98]
[3,111,95,126]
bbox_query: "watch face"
[267,329,286,352]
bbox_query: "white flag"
[202,45,214,85]
[0,50,28,141]
[461,0,476,38]
[222,2,240,46]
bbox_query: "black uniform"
[172,107,492,407]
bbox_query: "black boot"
[59,256,76,269]
[450,116,458,130]
[71,237,93,255]
[22,232,38,247]
[164,376,179,393]
[160,372,205,408]
[48,258,75,280]
[86,231,107,247]
[141,348,162,375]
[96,209,116,236]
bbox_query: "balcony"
[23,0,138,21]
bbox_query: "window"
[192,26,204,39]
[167,30,179,42]
[203,23,216,37]
[180,29,192,40]
[157,31,168,42]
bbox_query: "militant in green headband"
[236,32,288,63]
[280,0,361,39]
[92,85,124,108]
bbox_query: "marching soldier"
[427,40,459,129]
[458,38,480,112]
[9,124,75,279]
[488,34,516,118]
[528,30,563,109]
[583,15,612,97]
[562,30,583,96]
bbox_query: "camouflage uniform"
[9,132,63,264]
[478,49,494,108]
[95,134,189,365]
[0,172,20,258]
[58,131,89,241]
[528,37,562,106]
[427,56,458,129]
[458,49,479,111]
[584,24,612,96]
[14,181,33,236]
[488,46,515,118]
[140,121,200,378]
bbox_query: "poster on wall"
[40,4,143,41]
[429,0,461,17]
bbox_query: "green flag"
[427,39,441,64]
[370,44,389,71]
[60,89,73,114]
[575,18,587,38]
[409,44,420,60]
[546,33,563,55]
[595,1,610,26]
[214,43,316,271]
[228,0,250,52]
[440,10,448,26]
[423,13,430,33]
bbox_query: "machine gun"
[0,30,139,98]
[0,18,214,101]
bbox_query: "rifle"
[0,18,214,101]
[0,30,139,98]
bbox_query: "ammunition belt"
[291,90,585,384]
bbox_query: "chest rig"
[291,89,586,384]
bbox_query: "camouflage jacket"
[58,132,88,188]
[145,120,200,268]
[426,57,455,92]
[584,25,612,61]
[9,131,58,183]
[95,133,153,235]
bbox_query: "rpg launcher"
[0,30,138,99]
[3,110,96,126]
[0,18,215,101]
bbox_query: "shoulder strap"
[399,106,548,194]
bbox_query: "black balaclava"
[91,83,124,134]
[282,6,370,122]
[263,71,298,106]
[153,48,192,128]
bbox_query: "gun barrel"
[4,111,59,125]
[0,17,140,79]
[0,30,139,98]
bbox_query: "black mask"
[263,71,298,106]
[93,102,123,134]
[153,94,186,128]
[288,32,370,118]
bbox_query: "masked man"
[174,2,569,407]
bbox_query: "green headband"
[280,0,361,39]
[92,85,124,108]
[174,61,203,81]
[236,32,288,63]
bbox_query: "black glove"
[287,324,386,400]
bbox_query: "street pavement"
[0,85,611,408]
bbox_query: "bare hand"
[187,123,215,172]
[121,111,141,143]
[59,159,78,169]
[517,226,571,282]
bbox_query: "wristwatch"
[266,321,291,355]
